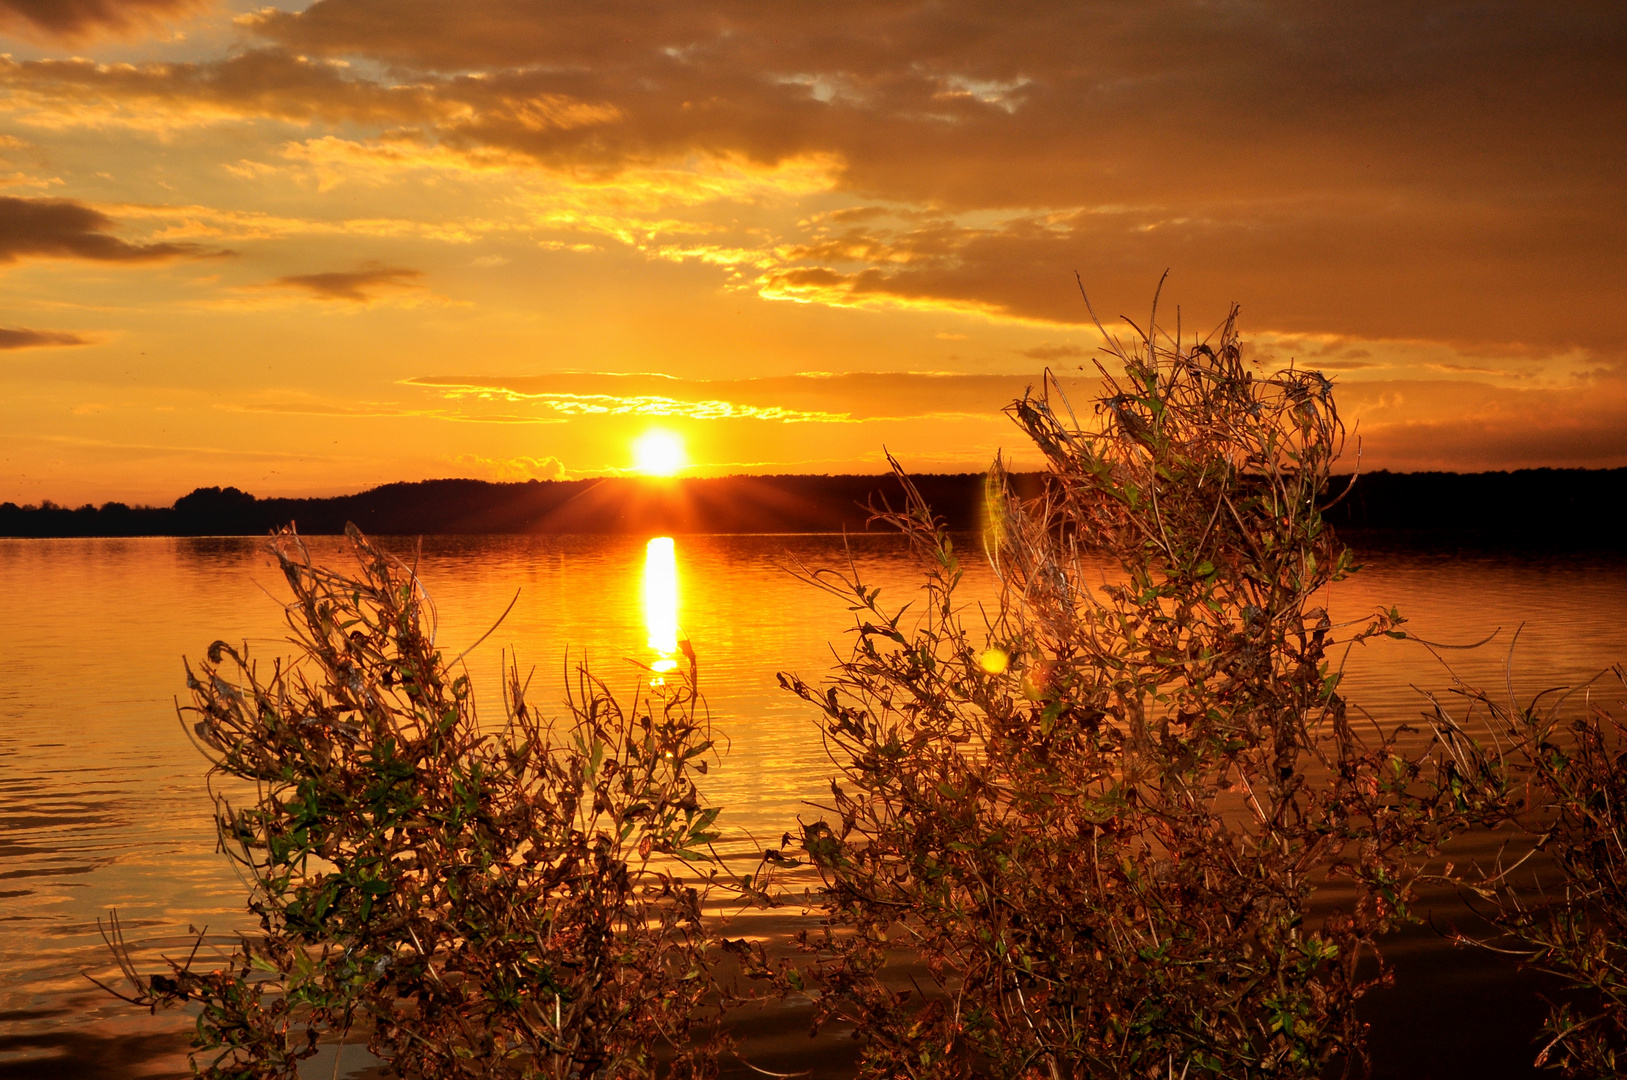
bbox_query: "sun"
[632,430,688,477]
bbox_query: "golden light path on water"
[644,536,680,673]
[2,535,1626,1078]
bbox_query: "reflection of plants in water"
[1430,659,1627,1077]
[766,294,1468,1078]
[98,524,727,1080]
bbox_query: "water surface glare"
[644,536,680,670]
[1,534,1623,1079]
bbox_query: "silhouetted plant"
[1430,659,1627,1075]
[98,525,726,1080]
[771,295,1460,1078]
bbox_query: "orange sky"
[2,0,1624,505]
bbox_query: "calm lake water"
[2,533,1624,1079]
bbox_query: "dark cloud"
[243,0,1627,204]
[0,0,209,42]
[268,263,425,302]
[247,3,1627,353]
[0,196,213,263]
[0,326,87,349]
[6,2,1622,355]
[759,201,1627,353]
[15,1,1612,219]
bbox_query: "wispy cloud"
[447,453,567,481]
[1018,342,1088,362]
[0,325,88,349]
[264,262,424,303]
[0,0,211,43]
[408,371,1081,423]
[427,384,853,423]
[215,396,568,425]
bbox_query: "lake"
[2,533,1624,1079]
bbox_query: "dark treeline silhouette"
[1,468,1623,544]
[1321,468,1626,541]
[0,475,1029,538]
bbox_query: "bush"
[1433,661,1627,1075]
[100,525,727,1079]
[772,300,1460,1078]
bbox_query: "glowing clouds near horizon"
[632,430,688,476]
[644,536,680,674]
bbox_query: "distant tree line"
[1,468,1623,543]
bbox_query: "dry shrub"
[100,525,726,1080]
[1431,661,1627,1075]
[771,297,1461,1078]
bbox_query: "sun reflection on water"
[643,536,679,675]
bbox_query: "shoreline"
[3,468,1625,544]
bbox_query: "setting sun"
[632,430,688,476]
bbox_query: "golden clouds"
[214,395,567,425]
[0,51,455,132]
[483,93,622,134]
[0,2,1612,351]
[758,199,1627,352]
[109,200,499,245]
[428,387,851,425]
[274,133,535,187]
[409,372,1080,425]
[0,0,1624,502]
[447,453,566,480]
[237,0,1625,199]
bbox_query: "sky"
[1,0,1623,505]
